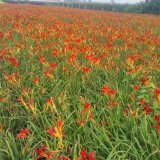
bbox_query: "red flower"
[28,98,34,105]
[143,106,153,114]
[106,44,112,49]
[108,89,116,97]
[154,88,160,96]
[127,55,136,63]
[141,77,149,86]
[83,103,90,111]
[101,84,116,97]
[81,67,90,74]
[34,146,48,159]
[8,56,19,67]
[47,128,57,137]
[138,98,146,105]
[153,124,160,134]
[101,85,109,94]
[0,32,4,39]
[123,109,129,116]
[79,149,96,160]
[17,128,30,139]
[50,63,57,69]
[52,49,58,56]
[34,146,56,159]
[154,115,160,123]
[153,115,160,134]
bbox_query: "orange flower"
[17,128,30,139]
[0,97,4,102]
[133,85,140,92]
[47,120,64,138]
[28,98,35,112]
[47,120,64,149]
[154,88,160,103]
[44,70,53,78]
[45,98,58,113]
[138,98,146,105]
[39,56,46,64]
[4,73,19,85]
[78,119,85,127]
[81,66,90,74]
[34,77,40,85]
[8,56,19,67]
[101,84,116,97]
[47,128,57,137]
[67,54,76,64]
[157,95,160,104]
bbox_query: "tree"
[143,0,160,14]
[145,0,160,3]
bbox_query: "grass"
[0,3,160,160]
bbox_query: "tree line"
[2,0,160,15]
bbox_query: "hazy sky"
[93,0,142,3]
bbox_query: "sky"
[93,0,142,3]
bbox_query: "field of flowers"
[0,4,160,160]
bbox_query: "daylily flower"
[143,106,153,114]
[34,77,40,85]
[78,149,96,160]
[17,128,30,139]
[101,84,116,97]
[34,146,56,159]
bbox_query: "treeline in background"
[2,0,160,14]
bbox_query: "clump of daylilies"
[34,146,96,160]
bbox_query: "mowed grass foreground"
[0,4,160,160]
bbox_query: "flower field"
[0,4,160,160]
